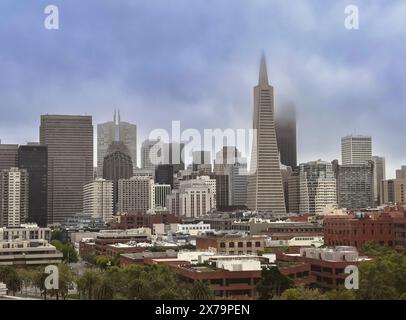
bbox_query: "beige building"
[83,179,114,222]
[0,167,29,227]
[0,224,62,266]
[381,179,406,205]
[167,178,215,217]
[118,176,154,212]
[247,55,286,214]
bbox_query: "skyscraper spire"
[258,53,269,86]
[247,54,286,214]
[114,108,120,141]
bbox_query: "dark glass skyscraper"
[276,102,297,168]
[40,115,93,224]
[103,141,133,213]
[18,144,48,226]
[0,143,18,171]
[155,164,174,188]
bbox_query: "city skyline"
[0,1,404,178]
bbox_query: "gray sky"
[0,0,404,177]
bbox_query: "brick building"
[110,211,181,230]
[276,246,370,290]
[323,205,406,251]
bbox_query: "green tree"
[0,267,22,296]
[56,263,75,300]
[95,277,114,300]
[17,268,35,296]
[324,289,357,300]
[256,266,294,300]
[51,240,78,263]
[190,280,214,300]
[33,269,49,300]
[95,255,111,270]
[275,287,326,300]
[51,229,65,242]
[77,270,100,300]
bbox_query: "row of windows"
[219,241,262,248]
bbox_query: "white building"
[196,176,216,208]
[118,176,154,212]
[83,179,114,222]
[0,167,29,227]
[0,224,62,266]
[341,135,372,165]
[176,222,213,235]
[167,178,215,217]
[299,160,337,214]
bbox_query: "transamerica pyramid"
[247,54,287,214]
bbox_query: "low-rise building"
[110,210,181,230]
[196,233,267,255]
[176,222,213,235]
[0,224,62,266]
[149,251,312,298]
[92,228,152,256]
[276,246,370,290]
[323,205,406,251]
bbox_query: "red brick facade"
[324,207,406,251]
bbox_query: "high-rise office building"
[287,167,300,213]
[247,55,286,214]
[162,142,185,173]
[372,156,386,205]
[97,110,137,176]
[103,141,133,212]
[209,174,229,209]
[333,160,374,209]
[381,179,406,205]
[167,179,215,217]
[0,167,29,227]
[83,179,113,223]
[0,143,18,171]
[192,151,212,174]
[40,115,93,224]
[395,166,406,179]
[276,102,297,168]
[18,144,48,226]
[118,176,154,212]
[299,160,337,214]
[141,139,161,171]
[153,184,171,209]
[155,164,174,188]
[224,161,248,207]
[280,165,293,212]
[213,147,241,174]
[341,135,372,165]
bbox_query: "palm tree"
[95,278,114,300]
[191,281,214,300]
[77,270,100,300]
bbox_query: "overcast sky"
[0,0,404,177]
